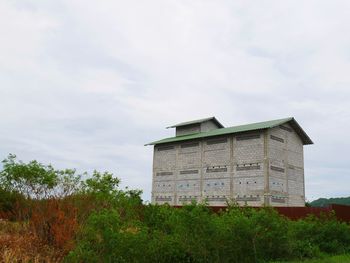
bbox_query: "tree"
[0,154,81,199]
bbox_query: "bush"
[69,205,298,262]
[30,198,78,251]
[2,155,350,262]
[288,218,322,259]
[67,204,350,262]
[66,209,149,262]
[0,188,27,221]
[289,214,350,257]
[213,206,290,263]
[316,217,350,254]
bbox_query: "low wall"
[273,204,349,222]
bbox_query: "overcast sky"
[1,0,350,201]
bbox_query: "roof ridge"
[224,117,294,129]
[167,116,224,129]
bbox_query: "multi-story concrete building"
[146,117,313,207]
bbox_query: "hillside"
[310,197,350,207]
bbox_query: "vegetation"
[1,154,350,262]
[310,197,350,207]
[273,254,350,262]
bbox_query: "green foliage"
[0,187,26,219]
[78,170,143,223]
[212,207,290,263]
[0,154,58,198]
[0,187,19,212]
[82,171,120,196]
[165,204,218,262]
[0,154,81,199]
[68,204,350,263]
[288,214,350,258]
[288,217,322,259]
[66,209,149,263]
[272,253,350,263]
[66,209,122,262]
[1,154,350,262]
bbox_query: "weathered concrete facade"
[148,117,312,207]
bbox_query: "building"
[146,117,313,207]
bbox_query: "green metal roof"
[167,116,224,128]
[146,117,313,146]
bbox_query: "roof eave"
[212,117,225,128]
[287,118,314,145]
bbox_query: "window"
[156,172,173,176]
[236,134,260,141]
[155,196,172,201]
[206,167,227,173]
[179,195,198,201]
[180,170,199,175]
[157,145,174,151]
[181,142,199,148]
[270,135,284,143]
[271,166,285,173]
[279,125,292,132]
[206,196,227,201]
[206,138,227,145]
[236,163,260,171]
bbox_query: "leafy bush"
[1,155,350,262]
[68,203,350,263]
[66,209,149,263]
[289,214,350,258]
[0,188,27,221]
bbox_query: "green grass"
[273,254,350,263]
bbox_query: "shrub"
[69,205,297,262]
[66,209,148,262]
[0,188,27,221]
[288,213,350,259]
[30,198,78,251]
[214,206,290,262]
[167,204,218,262]
[316,216,350,254]
[2,155,350,262]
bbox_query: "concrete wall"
[176,124,200,136]
[268,124,305,207]
[233,132,265,206]
[175,120,221,136]
[201,120,221,132]
[202,137,231,205]
[152,125,305,207]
